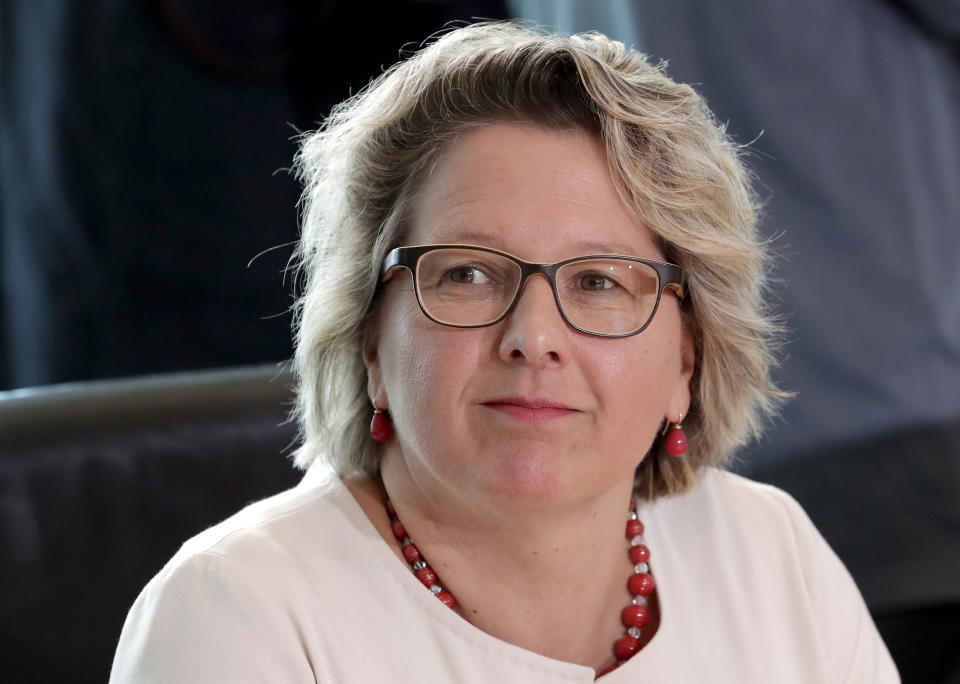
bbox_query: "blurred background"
[1,0,513,391]
[2,1,958,682]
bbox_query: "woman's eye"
[578,273,616,291]
[445,266,490,284]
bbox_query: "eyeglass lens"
[414,248,662,336]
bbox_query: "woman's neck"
[345,458,659,672]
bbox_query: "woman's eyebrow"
[426,229,502,246]
[565,240,645,256]
[422,232,647,259]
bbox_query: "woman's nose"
[497,275,571,368]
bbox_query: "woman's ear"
[670,320,696,415]
[680,324,696,381]
[363,333,386,408]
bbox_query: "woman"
[111,22,898,682]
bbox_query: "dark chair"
[0,365,302,683]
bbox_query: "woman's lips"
[481,398,580,421]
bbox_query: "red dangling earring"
[370,406,392,443]
[663,414,687,457]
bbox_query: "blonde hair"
[291,21,787,499]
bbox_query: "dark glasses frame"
[380,244,686,338]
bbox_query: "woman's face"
[366,123,694,511]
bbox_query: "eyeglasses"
[380,245,686,338]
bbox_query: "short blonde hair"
[291,21,787,499]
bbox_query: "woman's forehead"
[407,123,661,261]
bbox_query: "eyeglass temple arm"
[658,261,684,300]
[379,248,409,282]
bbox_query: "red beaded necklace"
[384,497,656,675]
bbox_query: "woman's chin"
[469,444,586,508]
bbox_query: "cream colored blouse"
[110,467,899,683]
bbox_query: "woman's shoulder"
[110,467,357,682]
[654,468,845,582]
[177,467,341,551]
[645,470,842,622]
[653,467,819,541]
[640,468,899,683]
[159,465,360,585]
